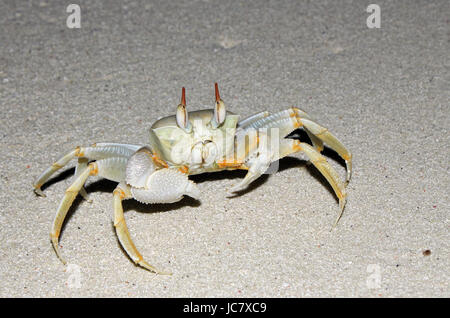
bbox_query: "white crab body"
[34,84,352,274]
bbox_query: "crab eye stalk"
[176,87,192,133]
[211,83,226,129]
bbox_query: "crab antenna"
[176,87,192,133]
[212,83,226,128]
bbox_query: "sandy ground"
[0,0,448,297]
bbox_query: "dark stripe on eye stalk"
[176,87,192,133]
[212,83,226,128]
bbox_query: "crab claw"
[126,147,157,188]
[126,147,200,203]
[176,87,192,133]
[131,169,200,204]
[211,83,226,128]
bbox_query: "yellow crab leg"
[279,139,347,226]
[50,157,129,265]
[34,143,141,196]
[50,162,98,263]
[238,107,352,183]
[299,116,352,183]
[74,157,91,202]
[34,147,84,197]
[113,184,171,275]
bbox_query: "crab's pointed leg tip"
[332,217,340,229]
[331,200,346,229]
[55,250,67,265]
[139,260,172,275]
[339,198,346,211]
[51,236,67,264]
[34,185,46,197]
[226,191,235,197]
[329,215,341,231]
[227,185,244,197]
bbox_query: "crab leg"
[113,183,171,275]
[229,129,278,192]
[291,108,352,182]
[238,107,352,183]
[50,157,129,264]
[50,162,98,263]
[299,117,352,183]
[237,108,300,137]
[237,111,270,130]
[279,139,347,226]
[33,143,140,196]
[74,157,91,201]
[50,149,182,273]
[34,147,82,197]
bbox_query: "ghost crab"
[34,83,352,274]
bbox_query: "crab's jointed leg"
[236,111,270,131]
[50,162,98,263]
[229,131,273,193]
[44,143,132,258]
[50,156,131,262]
[74,157,91,202]
[41,143,198,274]
[237,107,352,183]
[33,143,141,196]
[278,139,347,226]
[34,147,83,197]
[235,108,351,224]
[299,116,352,183]
[113,183,171,275]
